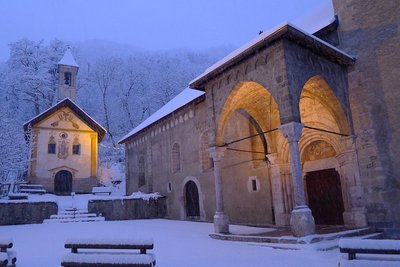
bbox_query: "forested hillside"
[0,38,230,179]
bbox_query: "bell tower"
[57,48,79,102]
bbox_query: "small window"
[248,176,260,193]
[48,143,56,154]
[72,144,81,155]
[48,136,56,154]
[64,72,72,86]
[138,156,146,187]
[252,179,257,191]
[167,182,173,193]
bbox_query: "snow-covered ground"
[0,219,341,267]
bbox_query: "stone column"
[209,146,229,234]
[280,122,315,237]
[268,154,286,226]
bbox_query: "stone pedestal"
[214,212,230,234]
[290,206,316,237]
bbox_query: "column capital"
[208,146,226,161]
[280,122,303,143]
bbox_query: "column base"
[290,206,315,237]
[214,212,229,234]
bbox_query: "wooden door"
[305,168,344,225]
[185,181,200,219]
[54,170,72,195]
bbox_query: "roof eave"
[189,24,355,89]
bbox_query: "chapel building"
[24,49,106,195]
[120,0,400,238]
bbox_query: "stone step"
[43,216,105,223]
[50,213,97,219]
[210,227,380,245]
[58,210,90,215]
[18,184,46,194]
[19,184,44,189]
[19,188,46,194]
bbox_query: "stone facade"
[28,105,99,193]
[123,0,399,237]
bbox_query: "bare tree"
[92,57,122,147]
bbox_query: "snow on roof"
[119,88,204,143]
[190,21,354,87]
[58,48,79,67]
[24,98,107,140]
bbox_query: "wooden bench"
[0,238,16,267]
[92,187,112,195]
[62,238,155,267]
[339,238,400,266]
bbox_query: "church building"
[120,0,399,238]
[24,49,106,195]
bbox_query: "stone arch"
[216,81,281,147]
[296,75,354,225]
[300,75,351,134]
[181,176,205,220]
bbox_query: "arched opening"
[299,75,350,225]
[184,181,200,219]
[54,170,72,195]
[215,81,280,226]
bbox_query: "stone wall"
[88,197,167,220]
[0,201,57,225]
[333,0,400,236]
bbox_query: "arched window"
[200,131,212,171]
[171,143,181,173]
[64,72,72,86]
[138,156,145,187]
[48,136,56,154]
[72,137,81,155]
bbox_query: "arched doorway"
[54,170,72,195]
[185,181,200,219]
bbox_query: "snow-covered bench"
[92,186,112,195]
[61,253,154,267]
[62,238,155,267]
[0,238,16,267]
[339,238,400,266]
[8,193,28,200]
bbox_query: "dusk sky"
[0,0,333,61]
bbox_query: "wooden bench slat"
[61,253,154,267]
[339,238,400,261]
[66,244,154,250]
[340,248,400,255]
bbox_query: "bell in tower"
[57,48,79,102]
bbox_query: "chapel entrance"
[305,168,344,225]
[185,181,200,219]
[54,170,72,195]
